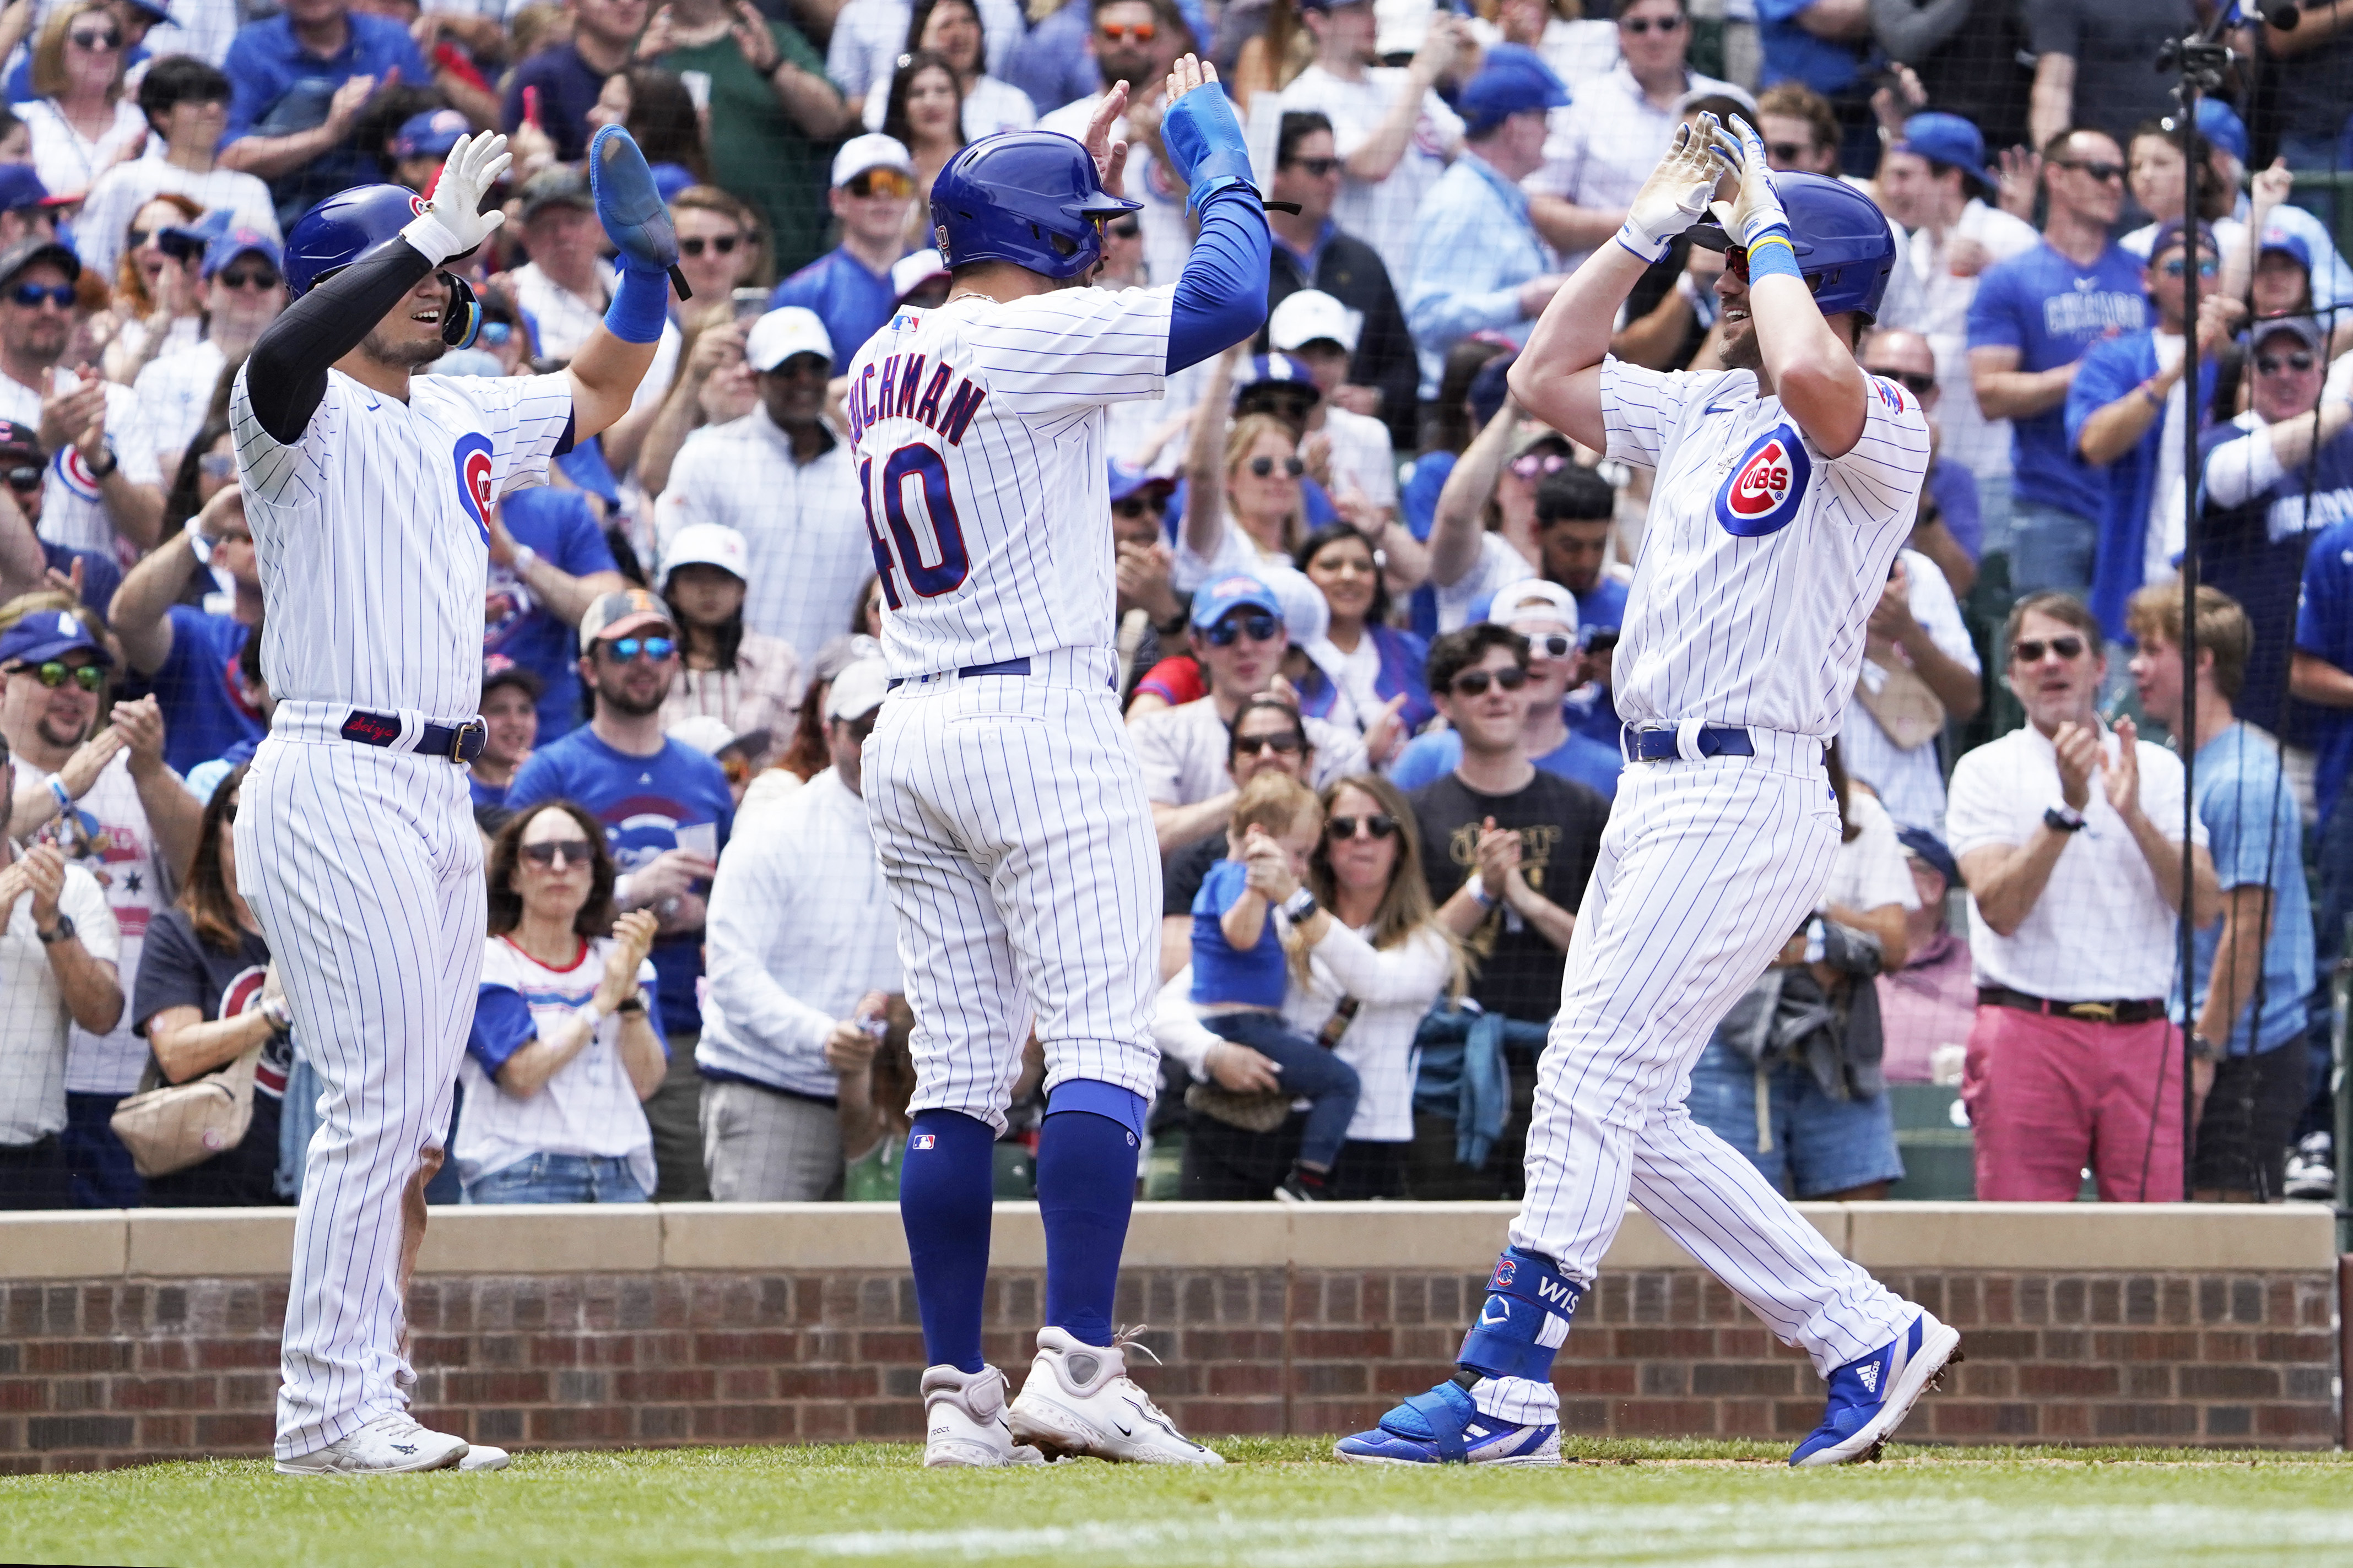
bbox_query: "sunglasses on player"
[11,660,102,692]
[2011,635,2088,664]
[678,232,742,257]
[1204,614,1283,647]
[1326,812,1398,840]
[520,838,597,867]
[1447,666,1529,696]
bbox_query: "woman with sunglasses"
[1154,771,1464,1201]
[880,50,967,249]
[866,0,1036,139]
[1178,349,1311,582]
[1289,522,1433,752]
[124,231,286,479]
[16,0,143,202]
[92,191,205,386]
[132,765,294,1207]
[455,801,665,1205]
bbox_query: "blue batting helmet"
[928,131,1140,280]
[284,183,482,349]
[1691,171,1898,323]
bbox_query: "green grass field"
[7,1438,2352,1567]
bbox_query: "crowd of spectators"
[1,0,2351,1213]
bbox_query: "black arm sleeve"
[244,237,437,445]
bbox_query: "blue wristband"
[1743,224,1803,285]
[602,264,669,345]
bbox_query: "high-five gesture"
[402,132,512,265]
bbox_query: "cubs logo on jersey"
[1714,424,1814,538]
[451,433,495,545]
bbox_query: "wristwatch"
[1280,887,1318,922]
[2044,804,2087,834]
[35,913,74,945]
[2190,1033,2225,1062]
[258,994,293,1035]
[86,447,117,480]
[615,995,646,1016]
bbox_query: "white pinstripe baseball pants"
[237,709,486,1460]
[1483,740,1914,1426]
[863,649,1163,1132]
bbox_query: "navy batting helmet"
[284,183,482,349]
[929,131,1140,280]
[1691,171,1898,323]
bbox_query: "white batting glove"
[1618,113,1734,264]
[402,132,512,265]
[1710,116,1791,247]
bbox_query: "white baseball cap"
[1487,578,1579,635]
[831,132,915,190]
[1268,289,1361,355]
[826,657,891,721]
[663,522,749,585]
[747,306,834,372]
[892,246,948,302]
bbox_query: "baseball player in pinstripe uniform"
[846,58,1269,1467]
[231,128,673,1477]
[1340,116,1962,1469]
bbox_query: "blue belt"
[886,656,1030,692]
[340,709,487,765]
[1623,724,1755,763]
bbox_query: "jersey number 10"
[860,444,970,609]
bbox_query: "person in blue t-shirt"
[2189,316,2353,750]
[1393,582,1621,800]
[506,589,733,1203]
[1189,772,1359,1203]
[2294,515,2353,1106]
[108,480,265,775]
[765,134,912,376]
[218,0,434,224]
[485,486,624,743]
[1966,127,2150,594]
[2128,585,2313,1199]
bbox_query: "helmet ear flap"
[442,273,482,350]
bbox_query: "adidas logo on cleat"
[1857,1364,1880,1395]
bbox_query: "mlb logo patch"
[1713,423,1814,539]
[912,1133,936,1152]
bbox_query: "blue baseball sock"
[1036,1080,1145,1349]
[899,1109,996,1374]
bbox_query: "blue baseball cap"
[1891,112,1994,194]
[202,226,282,279]
[652,161,697,204]
[1189,573,1284,630]
[0,164,51,215]
[1468,350,1518,428]
[392,108,469,161]
[1232,352,1321,408]
[2258,225,2314,275]
[1456,45,1568,137]
[2149,217,2218,263]
[0,606,111,669]
[1107,462,1171,504]
[2195,99,2247,166]
[1895,827,1960,890]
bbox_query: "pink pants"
[1962,1005,2184,1202]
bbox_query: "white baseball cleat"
[456,1442,512,1472]
[273,1412,468,1475]
[923,1364,1048,1468]
[1008,1327,1224,1465]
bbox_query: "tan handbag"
[109,1039,265,1179]
[1854,656,1946,751]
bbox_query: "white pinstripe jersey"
[229,365,575,718]
[842,287,1173,679]
[1599,357,1931,740]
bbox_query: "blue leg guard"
[1456,1246,1584,1383]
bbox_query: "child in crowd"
[1189,772,1359,1201]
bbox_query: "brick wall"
[1,1260,2335,1473]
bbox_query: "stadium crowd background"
[0,0,2346,1218]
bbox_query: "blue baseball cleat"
[1789,1309,1963,1467]
[1334,1378,1562,1467]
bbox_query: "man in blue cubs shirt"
[485,487,624,743]
[1966,127,2149,594]
[507,589,732,1202]
[765,134,913,377]
[109,479,266,775]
